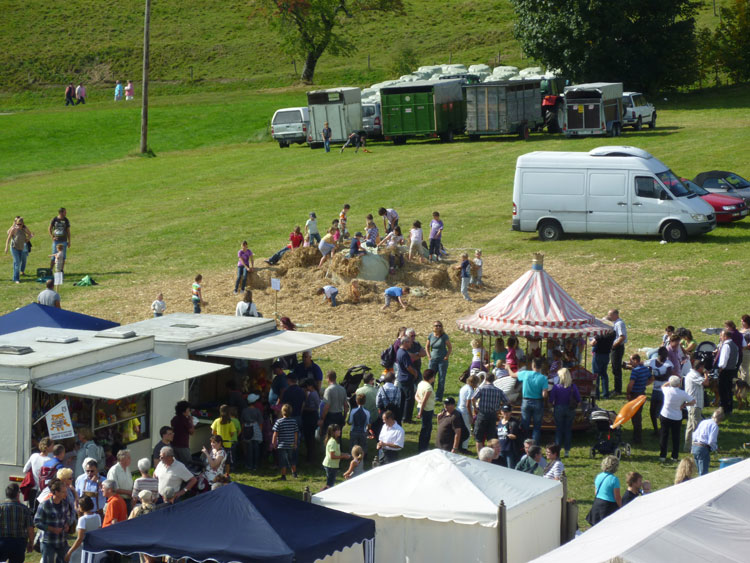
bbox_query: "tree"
[509,0,700,93]
[261,0,404,84]
[714,0,750,83]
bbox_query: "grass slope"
[1,0,732,99]
[4,84,750,537]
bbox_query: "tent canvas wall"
[531,458,750,563]
[314,450,563,563]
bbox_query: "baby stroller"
[341,364,372,408]
[589,408,631,459]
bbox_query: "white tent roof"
[532,458,750,563]
[313,450,562,527]
[195,330,342,361]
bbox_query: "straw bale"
[280,246,321,268]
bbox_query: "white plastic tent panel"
[36,357,225,400]
[196,331,341,361]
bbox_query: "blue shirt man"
[511,357,549,445]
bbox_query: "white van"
[511,146,716,241]
[271,107,310,148]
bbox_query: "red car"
[682,178,748,223]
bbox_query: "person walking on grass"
[272,404,298,481]
[321,424,350,490]
[305,212,321,245]
[114,81,123,101]
[321,122,332,153]
[75,83,86,105]
[5,216,32,284]
[64,83,76,106]
[659,376,695,462]
[48,207,70,270]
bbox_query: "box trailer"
[0,327,224,486]
[464,80,543,140]
[563,82,623,137]
[306,87,362,148]
[381,79,466,144]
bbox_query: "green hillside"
[1,0,731,95]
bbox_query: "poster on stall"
[45,400,75,440]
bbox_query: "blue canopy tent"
[82,482,375,563]
[0,303,118,335]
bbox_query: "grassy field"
[4,83,750,539]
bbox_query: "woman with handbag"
[548,368,581,458]
[586,455,622,526]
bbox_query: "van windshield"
[273,111,301,125]
[657,170,690,197]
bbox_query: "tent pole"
[497,500,507,563]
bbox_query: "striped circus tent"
[456,253,610,338]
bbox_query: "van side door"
[586,171,629,234]
[630,174,671,235]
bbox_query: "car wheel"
[648,114,656,129]
[538,220,562,241]
[662,221,687,242]
[635,117,642,131]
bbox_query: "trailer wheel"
[662,221,687,243]
[612,123,622,137]
[519,124,530,140]
[392,136,407,146]
[538,220,562,242]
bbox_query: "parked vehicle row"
[269,80,659,148]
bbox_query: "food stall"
[97,313,342,451]
[456,253,608,429]
[0,327,226,485]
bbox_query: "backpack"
[380,345,397,369]
[39,459,64,490]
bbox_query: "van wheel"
[649,114,657,129]
[538,220,562,242]
[635,117,642,131]
[662,221,687,242]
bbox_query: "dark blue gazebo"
[0,303,118,335]
[82,482,375,563]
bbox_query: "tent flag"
[82,482,375,563]
[44,400,75,440]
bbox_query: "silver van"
[271,107,310,148]
[512,146,716,242]
[361,102,382,139]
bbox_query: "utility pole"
[140,0,151,154]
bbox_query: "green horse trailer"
[381,80,466,144]
[464,80,543,140]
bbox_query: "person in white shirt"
[606,309,627,396]
[106,449,133,512]
[683,360,710,451]
[659,376,696,462]
[23,437,53,494]
[691,408,724,476]
[150,293,166,317]
[153,447,197,500]
[376,411,404,465]
[235,289,259,317]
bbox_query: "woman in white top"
[65,495,102,563]
[646,347,673,436]
[200,434,227,488]
[659,376,695,462]
[235,289,259,317]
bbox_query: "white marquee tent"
[531,457,750,563]
[313,450,563,563]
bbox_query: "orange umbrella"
[611,395,647,429]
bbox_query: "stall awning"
[196,331,342,361]
[36,357,225,400]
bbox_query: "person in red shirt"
[101,480,127,527]
[265,226,304,265]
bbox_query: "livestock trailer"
[563,82,623,137]
[380,79,466,144]
[464,80,543,140]
[306,87,362,148]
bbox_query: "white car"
[622,92,656,130]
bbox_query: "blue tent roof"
[83,482,375,563]
[0,303,118,335]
